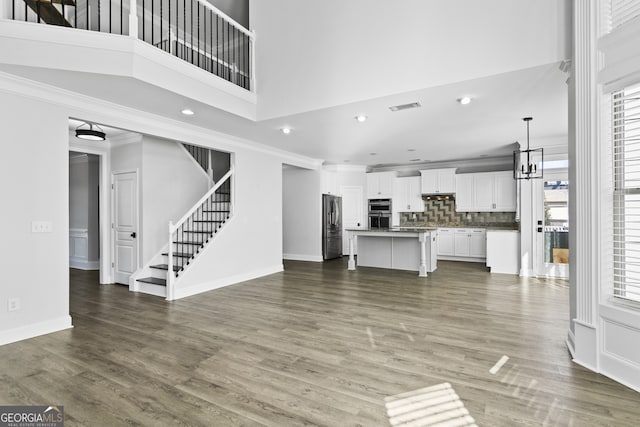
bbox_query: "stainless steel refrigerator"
[322,194,343,260]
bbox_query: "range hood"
[422,194,455,201]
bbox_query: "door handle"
[131,232,137,238]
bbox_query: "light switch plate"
[8,298,20,312]
[31,221,53,233]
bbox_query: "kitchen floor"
[0,260,637,426]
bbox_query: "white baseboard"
[174,264,284,300]
[566,328,576,358]
[69,257,100,270]
[0,315,73,346]
[437,256,485,263]
[283,253,324,262]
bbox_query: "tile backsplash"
[400,199,518,228]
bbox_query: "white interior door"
[113,171,138,284]
[340,186,364,255]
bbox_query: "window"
[613,82,640,302]
[611,0,640,31]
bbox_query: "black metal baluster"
[248,34,251,90]
[98,0,100,32]
[216,14,219,77]
[62,0,65,27]
[161,0,163,49]
[142,0,145,41]
[183,0,186,61]
[109,0,111,32]
[168,0,171,52]
[190,0,193,63]
[197,3,200,67]
[226,21,230,80]
[209,10,213,73]
[36,0,40,23]
[151,0,154,45]
[120,0,123,34]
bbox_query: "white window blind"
[613,82,640,302]
[611,0,640,30]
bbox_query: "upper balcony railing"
[7,0,254,91]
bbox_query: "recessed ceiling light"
[370,152,377,155]
[181,108,195,116]
[408,149,416,152]
[458,97,472,105]
[355,115,368,122]
[410,158,421,162]
[281,127,292,135]
[344,160,351,163]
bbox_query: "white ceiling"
[3,0,572,168]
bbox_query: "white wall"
[282,166,323,262]
[250,0,571,119]
[209,0,249,28]
[141,137,210,262]
[174,149,284,298]
[0,92,72,345]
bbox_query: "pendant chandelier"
[513,117,543,180]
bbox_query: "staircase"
[134,167,233,299]
[24,0,74,27]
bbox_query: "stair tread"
[151,264,181,272]
[137,277,167,286]
[192,220,224,223]
[173,241,204,245]
[182,230,213,233]
[161,252,193,258]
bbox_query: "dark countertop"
[346,227,436,233]
[400,222,519,231]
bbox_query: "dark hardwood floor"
[1,259,639,426]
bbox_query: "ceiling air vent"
[389,102,421,112]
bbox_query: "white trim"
[133,282,167,298]
[323,164,368,173]
[574,319,598,371]
[108,132,143,147]
[283,253,324,262]
[173,264,284,300]
[68,138,112,284]
[566,329,576,358]
[0,316,73,346]
[69,259,101,270]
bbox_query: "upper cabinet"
[455,171,516,212]
[395,176,424,212]
[366,171,396,199]
[420,168,456,194]
[321,171,338,195]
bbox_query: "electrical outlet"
[8,298,20,312]
[31,221,53,233]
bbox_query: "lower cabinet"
[437,228,455,256]
[437,228,486,260]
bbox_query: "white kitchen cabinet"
[455,171,516,212]
[454,232,470,257]
[321,171,338,195]
[395,177,424,212]
[438,228,486,259]
[437,228,455,256]
[367,172,396,199]
[486,230,520,274]
[454,174,474,211]
[469,229,487,257]
[493,172,517,211]
[420,168,456,194]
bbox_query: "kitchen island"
[347,228,437,277]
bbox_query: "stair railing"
[8,0,255,92]
[167,167,233,300]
